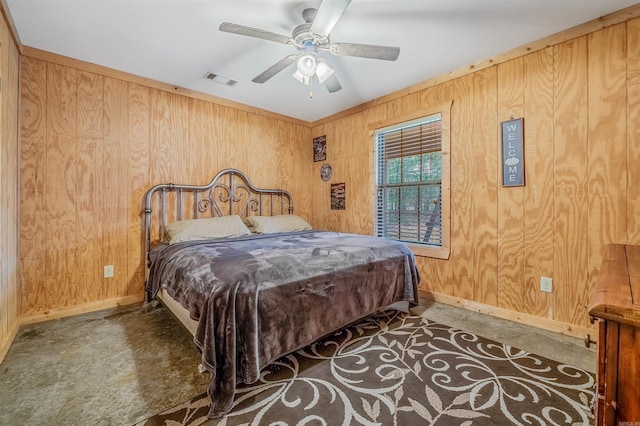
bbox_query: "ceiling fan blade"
[329,42,400,61]
[219,22,293,45]
[252,55,298,83]
[324,74,342,93]
[311,0,351,36]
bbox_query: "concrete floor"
[0,303,210,426]
[0,299,596,425]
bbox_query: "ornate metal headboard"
[143,168,293,277]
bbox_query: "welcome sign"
[501,118,525,187]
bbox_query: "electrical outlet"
[540,276,552,293]
[104,265,114,279]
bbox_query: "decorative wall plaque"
[320,163,332,181]
[501,117,525,187]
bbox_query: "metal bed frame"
[143,168,294,289]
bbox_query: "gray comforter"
[146,230,420,418]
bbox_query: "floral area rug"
[135,311,595,425]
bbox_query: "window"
[372,102,451,259]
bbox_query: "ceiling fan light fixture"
[296,52,317,77]
[315,60,334,84]
[292,69,311,85]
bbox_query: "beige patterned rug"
[135,311,595,425]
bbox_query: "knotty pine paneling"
[0,10,20,362]
[309,19,640,333]
[19,57,312,315]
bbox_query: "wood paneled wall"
[0,11,20,361]
[19,56,312,318]
[310,19,640,332]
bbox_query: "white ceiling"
[6,0,639,122]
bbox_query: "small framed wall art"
[331,183,345,210]
[313,135,327,162]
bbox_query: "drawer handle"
[584,334,596,348]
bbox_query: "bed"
[143,168,420,418]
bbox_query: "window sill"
[406,243,450,260]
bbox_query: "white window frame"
[369,101,451,259]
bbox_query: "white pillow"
[244,215,312,234]
[164,215,251,244]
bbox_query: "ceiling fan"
[219,0,400,94]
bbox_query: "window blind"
[375,112,443,246]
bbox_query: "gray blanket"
[146,230,420,418]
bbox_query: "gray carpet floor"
[0,299,596,425]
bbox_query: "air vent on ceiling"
[204,72,237,86]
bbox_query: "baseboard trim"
[419,290,595,342]
[19,294,145,326]
[0,318,20,364]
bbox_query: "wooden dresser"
[588,244,640,425]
